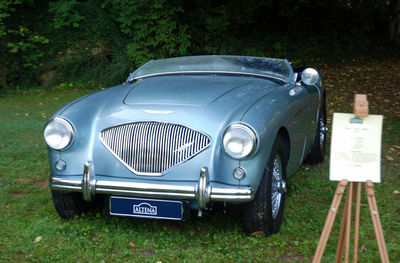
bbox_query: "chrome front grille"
[100,122,211,175]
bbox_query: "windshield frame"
[127,55,294,83]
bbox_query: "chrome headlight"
[301,68,319,85]
[44,117,74,150]
[223,124,257,159]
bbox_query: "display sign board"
[330,113,383,182]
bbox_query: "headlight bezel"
[222,123,258,159]
[44,117,75,151]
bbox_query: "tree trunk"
[390,0,400,44]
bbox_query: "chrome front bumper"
[50,162,254,209]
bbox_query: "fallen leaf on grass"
[393,145,400,150]
[393,190,400,195]
[34,236,42,243]
[250,231,266,237]
[385,156,394,161]
[129,242,136,248]
[360,244,365,253]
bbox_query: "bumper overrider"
[50,161,255,209]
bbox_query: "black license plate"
[109,196,187,221]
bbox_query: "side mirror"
[301,68,319,85]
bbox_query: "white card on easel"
[329,113,383,183]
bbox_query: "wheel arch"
[277,127,290,170]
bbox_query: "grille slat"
[100,122,211,175]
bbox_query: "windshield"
[128,55,293,82]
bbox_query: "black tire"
[243,136,287,236]
[51,190,89,218]
[306,98,327,164]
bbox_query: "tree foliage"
[103,0,190,66]
[0,0,398,89]
[0,0,49,87]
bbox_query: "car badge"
[133,203,157,216]
[143,110,174,115]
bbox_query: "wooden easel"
[312,95,389,263]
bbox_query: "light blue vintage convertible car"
[44,55,326,235]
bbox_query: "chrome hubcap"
[271,155,285,219]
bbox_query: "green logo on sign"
[350,117,363,124]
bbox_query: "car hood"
[124,75,276,107]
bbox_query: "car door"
[284,82,319,174]
[301,82,321,150]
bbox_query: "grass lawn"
[0,58,399,262]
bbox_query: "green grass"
[0,60,399,262]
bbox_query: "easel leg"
[335,182,350,263]
[313,179,348,263]
[335,182,353,263]
[353,182,361,263]
[364,180,390,263]
[344,182,353,263]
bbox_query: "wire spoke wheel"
[271,155,286,219]
[319,112,328,151]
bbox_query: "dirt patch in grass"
[35,180,48,190]
[9,192,24,199]
[277,254,309,262]
[158,221,189,233]
[13,178,33,184]
[139,249,155,257]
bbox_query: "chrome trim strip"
[210,187,254,195]
[130,71,286,83]
[51,177,82,186]
[211,194,254,201]
[96,180,196,193]
[143,110,174,115]
[51,184,82,191]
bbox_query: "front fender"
[236,84,306,192]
